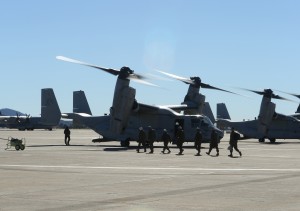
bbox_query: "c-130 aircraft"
[57,56,223,147]
[0,88,61,130]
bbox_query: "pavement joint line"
[1,164,300,172]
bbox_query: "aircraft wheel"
[258,138,265,142]
[15,145,20,151]
[20,145,25,150]
[121,139,130,147]
[269,138,276,143]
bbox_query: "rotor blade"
[200,82,238,95]
[271,94,293,101]
[128,72,147,81]
[130,78,159,87]
[288,93,300,99]
[56,56,120,76]
[238,88,265,96]
[240,88,295,102]
[146,73,174,81]
[156,70,194,85]
[276,90,300,99]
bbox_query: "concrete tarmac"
[0,129,300,211]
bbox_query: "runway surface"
[1,129,300,211]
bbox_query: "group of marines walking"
[137,125,242,157]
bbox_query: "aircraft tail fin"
[41,88,61,125]
[203,102,215,123]
[73,90,92,115]
[296,104,300,113]
[217,103,231,120]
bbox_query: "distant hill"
[0,108,25,116]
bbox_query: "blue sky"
[1,0,300,120]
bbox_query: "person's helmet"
[196,127,200,131]
[163,129,167,132]
[139,127,143,130]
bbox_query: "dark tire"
[20,145,25,150]
[15,145,20,151]
[269,138,276,143]
[259,138,265,142]
[121,139,130,147]
[125,139,130,147]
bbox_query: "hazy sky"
[1,0,300,120]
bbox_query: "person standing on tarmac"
[64,126,71,146]
[206,130,219,156]
[137,127,147,153]
[194,127,202,156]
[161,129,171,154]
[147,126,156,153]
[176,126,185,155]
[229,127,242,157]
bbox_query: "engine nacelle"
[109,83,136,134]
[257,101,275,136]
[183,87,205,115]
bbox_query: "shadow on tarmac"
[28,144,98,147]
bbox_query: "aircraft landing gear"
[258,138,265,142]
[121,138,130,147]
[269,138,276,143]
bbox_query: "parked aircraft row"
[2,55,300,147]
[56,56,300,146]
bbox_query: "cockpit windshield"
[203,116,213,126]
[191,116,213,128]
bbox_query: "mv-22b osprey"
[57,56,223,147]
[217,89,300,143]
[156,70,237,123]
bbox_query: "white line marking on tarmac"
[249,155,291,158]
[1,164,300,172]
